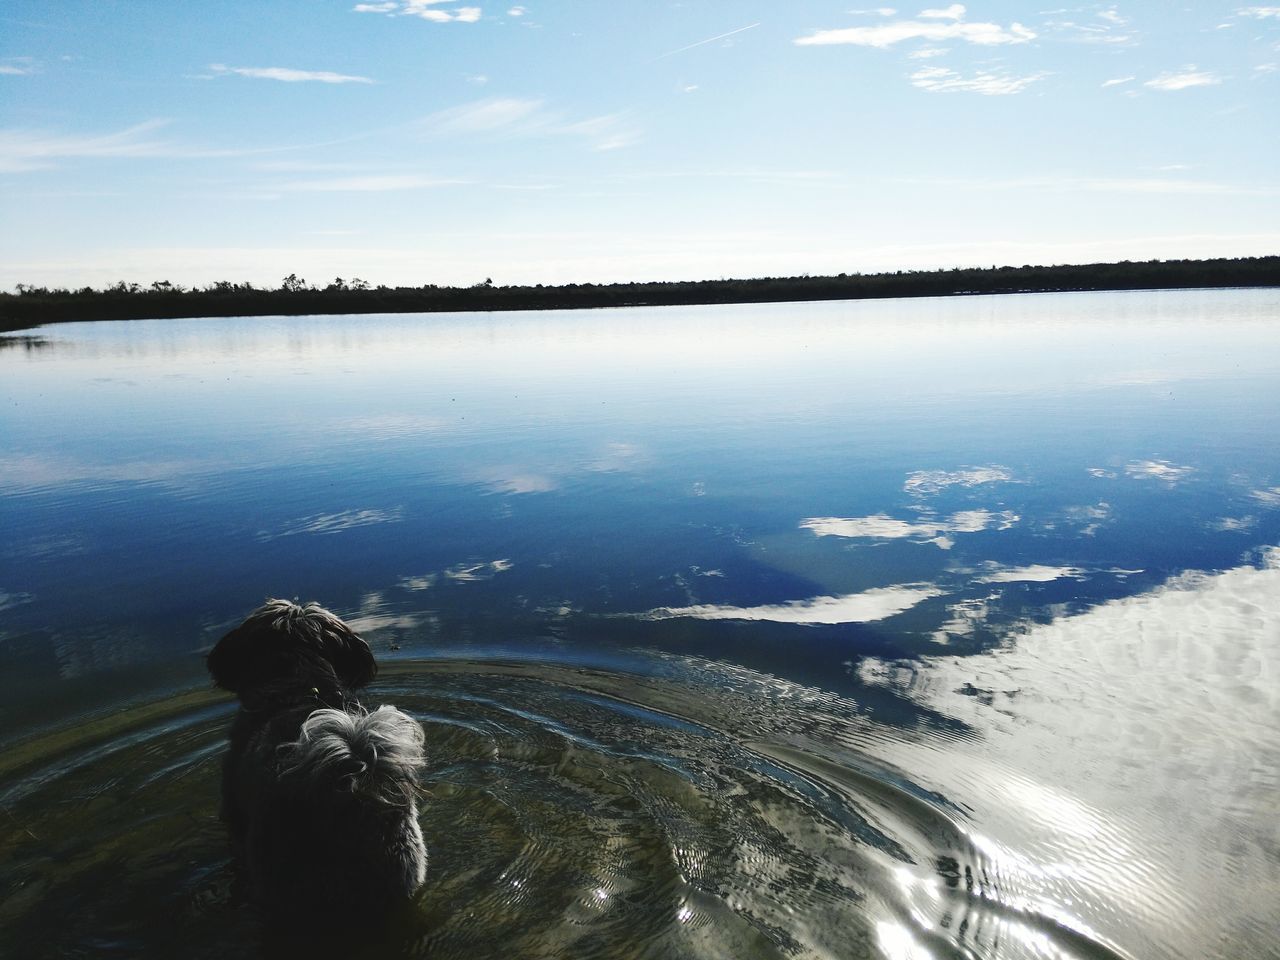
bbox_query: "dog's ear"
[207,599,377,693]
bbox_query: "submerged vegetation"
[2,256,1277,332]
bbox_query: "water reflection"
[857,548,1280,960]
[1,290,1279,957]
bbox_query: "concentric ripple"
[0,657,1147,960]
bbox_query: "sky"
[1,1,1277,289]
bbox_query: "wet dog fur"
[207,599,427,920]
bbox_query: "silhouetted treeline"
[2,257,1278,332]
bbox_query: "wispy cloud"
[0,57,39,76]
[1145,68,1223,91]
[1044,176,1243,194]
[795,12,1035,48]
[897,173,1256,195]
[911,65,1047,94]
[1044,6,1136,45]
[0,120,173,173]
[209,64,374,84]
[655,21,761,59]
[354,1,482,22]
[278,173,469,192]
[1102,75,1136,87]
[424,96,544,133]
[1237,6,1280,18]
[420,97,639,151]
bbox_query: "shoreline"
[2,255,1277,333]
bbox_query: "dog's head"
[207,598,376,696]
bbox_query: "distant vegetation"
[2,257,1277,332]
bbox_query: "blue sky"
[1,1,1277,289]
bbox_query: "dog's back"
[239,705,428,914]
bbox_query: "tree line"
[2,256,1277,332]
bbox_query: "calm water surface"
[1,290,1278,959]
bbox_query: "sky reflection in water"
[1,289,1279,958]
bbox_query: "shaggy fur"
[208,599,427,919]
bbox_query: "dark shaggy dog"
[208,599,427,918]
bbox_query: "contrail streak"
[655,22,761,60]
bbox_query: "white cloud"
[977,564,1085,583]
[508,5,527,15]
[919,4,965,20]
[444,558,513,581]
[643,584,942,625]
[908,46,949,58]
[355,1,482,22]
[425,96,544,133]
[0,120,174,173]
[1212,516,1256,531]
[1237,6,1280,18]
[1101,75,1135,87]
[0,57,38,76]
[485,471,557,494]
[340,591,430,635]
[1252,486,1280,505]
[1063,502,1111,536]
[210,64,374,84]
[1124,459,1194,482]
[803,514,946,539]
[1043,10,1135,46]
[420,97,639,150]
[910,65,1047,94]
[802,508,1018,546]
[1145,68,1223,91]
[904,465,1012,495]
[795,17,1035,48]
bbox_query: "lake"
[1,288,1278,959]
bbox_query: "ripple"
[0,659,1147,959]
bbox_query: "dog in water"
[207,599,427,918]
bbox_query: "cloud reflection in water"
[858,548,1280,960]
[802,509,1019,549]
[644,584,942,625]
